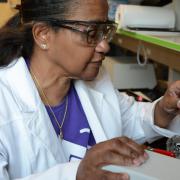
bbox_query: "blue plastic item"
[108,0,128,20]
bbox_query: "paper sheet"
[103,151,180,180]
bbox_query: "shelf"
[113,29,180,71]
[117,29,180,52]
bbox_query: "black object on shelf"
[0,0,7,2]
[141,0,172,6]
[144,137,168,150]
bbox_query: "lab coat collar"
[4,58,39,112]
[74,66,122,142]
[74,80,107,143]
[4,58,66,162]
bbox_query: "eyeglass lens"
[87,24,117,45]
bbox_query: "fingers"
[113,137,148,165]
[97,137,148,167]
[77,137,147,180]
[160,81,180,114]
[99,150,135,167]
[120,137,149,164]
[168,81,180,100]
[120,137,145,154]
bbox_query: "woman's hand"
[76,136,148,180]
[154,81,180,128]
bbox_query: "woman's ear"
[32,23,50,50]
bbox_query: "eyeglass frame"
[36,18,118,46]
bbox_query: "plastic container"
[108,0,128,20]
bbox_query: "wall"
[0,2,17,27]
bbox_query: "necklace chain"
[30,69,68,140]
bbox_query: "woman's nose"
[95,39,110,54]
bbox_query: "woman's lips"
[92,55,105,63]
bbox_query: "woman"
[0,0,180,179]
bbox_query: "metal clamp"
[166,135,180,159]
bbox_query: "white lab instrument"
[115,5,175,30]
[104,56,157,89]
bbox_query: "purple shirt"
[45,84,96,148]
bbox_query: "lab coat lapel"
[74,67,122,141]
[5,58,66,163]
[74,80,107,143]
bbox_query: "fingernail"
[177,100,180,108]
[144,152,149,159]
[133,159,141,166]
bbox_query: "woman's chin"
[82,70,100,81]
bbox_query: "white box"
[104,56,157,89]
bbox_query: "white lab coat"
[0,57,180,180]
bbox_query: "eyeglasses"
[41,18,117,46]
